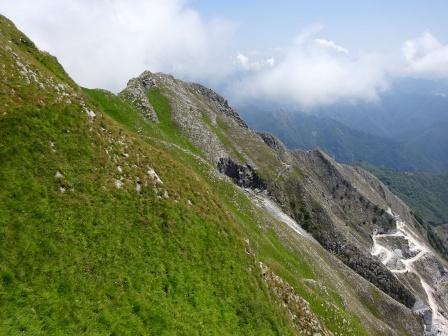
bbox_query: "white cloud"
[293,24,325,46]
[0,0,235,91]
[230,31,448,108]
[266,57,275,66]
[314,38,349,54]
[235,52,275,71]
[231,31,389,108]
[2,1,448,108]
[236,52,250,68]
[402,32,448,78]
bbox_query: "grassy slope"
[0,14,418,336]
[87,87,427,335]
[85,88,373,335]
[358,162,448,225]
[0,16,296,335]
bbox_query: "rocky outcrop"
[190,83,248,129]
[259,262,333,336]
[217,157,266,190]
[292,150,397,245]
[258,132,286,155]
[121,71,231,162]
[272,175,416,308]
[120,71,158,122]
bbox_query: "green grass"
[0,13,411,336]
[147,87,201,154]
[209,181,368,336]
[202,113,246,162]
[84,85,370,335]
[0,100,294,336]
[0,18,296,335]
[84,88,161,136]
[84,87,201,156]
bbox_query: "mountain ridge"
[118,69,448,332]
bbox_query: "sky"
[1,0,448,108]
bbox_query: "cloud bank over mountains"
[231,33,390,108]
[403,32,448,79]
[1,0,448,107]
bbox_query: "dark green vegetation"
[358,162,448,226]
[427,225,448,261]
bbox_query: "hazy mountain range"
[238,79,448,173]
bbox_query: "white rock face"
[371,209,448,335]
[135,182,141,193]
[147,167,163,185]
[120,72,158,122]
[247,190,312,240]
[114,179,124,189]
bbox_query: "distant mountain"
[316,79,448,140]
[316,79,448,171]
[236,78,448,173]
[239,107,441,171]
[400,118,448,171]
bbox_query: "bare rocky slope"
[1,13,447,335]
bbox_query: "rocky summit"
[1,14,448,336]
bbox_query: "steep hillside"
[2,14,448,336]
[116,68,448,334]
[0,15,299,335]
